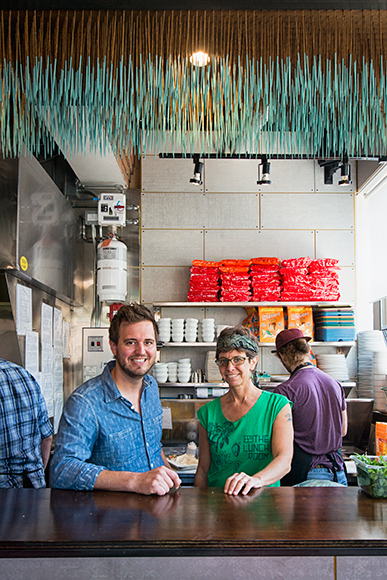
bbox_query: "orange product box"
[258,307,285,343]
[375,422,387,455]
[242,307,259,337]
[287,306,314,340]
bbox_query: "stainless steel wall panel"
[314,160,355,193]
[204,194,259,229]
[141,157,204,192]
[141,230,204,266]
[257,160,315,193]
[204,159,259,192]
[18,154,79,301]
[141,267,190,303]
[204,229,315,261]
[261,193,354,230]
[141,193,206,229]
[0,157,18,269]
[316,230,355,266]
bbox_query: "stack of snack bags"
[219,260,252,301]
[280,257,314,301]
[250,257,281,301]
[308,259,340,300]
[187,260,220,302]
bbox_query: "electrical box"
[98,193,126,226]
[82,327,112,383]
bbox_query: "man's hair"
[216,324,259,360]
[109,303,159,344]
[277,338,311,365]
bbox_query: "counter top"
[1,487,387,558]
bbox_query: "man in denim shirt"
[51,303,181,495]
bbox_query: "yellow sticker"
[20,256,28,271]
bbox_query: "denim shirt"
[51,361,164,490]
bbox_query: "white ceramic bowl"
[167,362,178,371]
[185,318,199,325]
[178,373,191,383]
[178,358,191,364]
[178,364,191,371]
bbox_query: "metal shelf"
[153,301,354,308]
[160,341,356,347]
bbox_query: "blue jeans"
[307,467,348,486]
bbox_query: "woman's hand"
[224,471,263,496]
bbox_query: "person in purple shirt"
[272,329,348,486]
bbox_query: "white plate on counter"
[167,454,198,471]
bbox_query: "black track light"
[189,155,203,185]
[257,156,271,185]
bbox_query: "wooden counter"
[1,486,387,559]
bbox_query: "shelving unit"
[154,301,357,398]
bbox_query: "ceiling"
[3,1,387,9]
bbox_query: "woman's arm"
[224,402,294,495]
[194,423,211,487]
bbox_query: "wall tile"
[316,230,355,266]
[141,267,190,303]
[261,193,354,229]
[204,229,315,261]
[141,230,204,266]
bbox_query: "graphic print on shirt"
[207,421,270,470]
[243,434,270,461]
[207,421,237,469]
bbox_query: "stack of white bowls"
[178,358,191,383]
[157,318,171,343]
[153,363,168,384]
[171,318,185,342]
[184,318,198,342]
[200,318,215,342]
[372,351,387,411]
[358,330,387,398]
[167,362,178,383]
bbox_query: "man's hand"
[131,465,182,495]
[94,465,181,495]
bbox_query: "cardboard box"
[287,306,314,340]
[375,422,387,455]
[258,307,285,343]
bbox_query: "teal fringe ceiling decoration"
[0,52,386,159]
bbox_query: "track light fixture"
[318,158,351,185]
[257,156,271,185]
[339,161,351,186]
[189,155,203,185]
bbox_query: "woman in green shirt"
[195,325,293,495]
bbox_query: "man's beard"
[115,351,155,379]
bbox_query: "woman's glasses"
[216,356,248,368]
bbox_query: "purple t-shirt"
[273,365,347,470]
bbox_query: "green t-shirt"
[197,390,290,487]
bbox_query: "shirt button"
[150,463,154,468]
[146,442,149,447]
